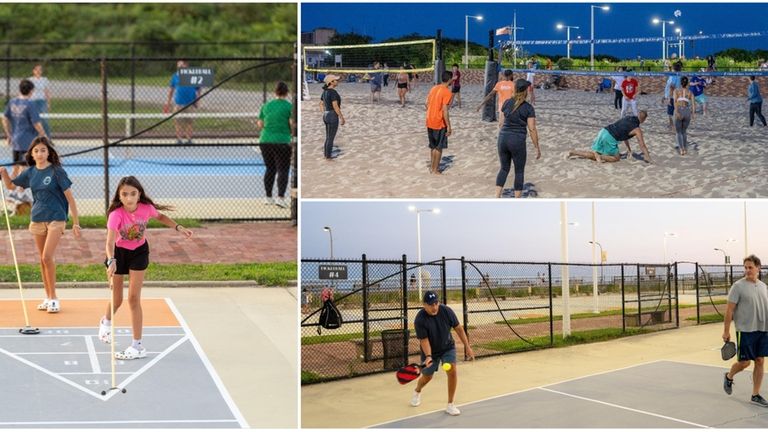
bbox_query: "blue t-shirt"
[664,76,681,99]
[689,76,705,97]
[169,73,200,106]
[414,304,460,357]
[12,165,72,222]
[748,82,763,104]
[3,98,41,151]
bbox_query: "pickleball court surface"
[0,298,248,428]
[373,360,768,428]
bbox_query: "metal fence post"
[290,44,298,226]
[695,263,700,324]
[101,58,110,213]
[4,44,10,106]
[362,254,369,362]
[674,262,680,328]
[263,44,268,104]
[130,43,136,136]
[666,264,672,322]
[548,262,553,346]
[636,264,642,321]
[441,256,447,304]
[460,257,469,341]
[621,264,626,332]
[401,254,409,367]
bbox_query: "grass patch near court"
[686,313,724,324]
[4,214,201,230]
[0,262,295,286]
[301,370,324,385]
[478,327,652,352]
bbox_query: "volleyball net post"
[483,29,499,122]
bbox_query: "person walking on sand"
[748,75,767,127]
[495,79,540,198]
[424,71,453,175]
[396,68,410,107]
[620,72,639,117]
[477,69,515,129]
[319,74,344,161]
[673,76,695,155]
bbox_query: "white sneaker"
[37,299,50,311]
[275,197,290,208]
[264,197,275,205]
[98,319,111,344]
[410,391,421,407]
[115,345,147,360]
[446,403,461,416]
[47,299,60,313]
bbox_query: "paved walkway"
[0,222,296,265]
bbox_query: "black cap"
[515,78,531,93]
[423,291,439,305]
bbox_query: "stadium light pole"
[653,18,675,62]
[589,240,604,313]
[560,202,579,338]
[408,206,440,301]
[465,15,483,69]
[675,28,683,59]
[590,5,610,70]
[556,23,580,59]
[663,232,677,263]
[322,226,334,259]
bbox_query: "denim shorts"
[420,347,457,376]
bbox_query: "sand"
[300,82,768,198]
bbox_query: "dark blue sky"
[302,2,768,59]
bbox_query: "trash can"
[381,329,410,370]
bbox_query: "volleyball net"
[303,38,436,74]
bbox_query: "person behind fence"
[567,111,652,163]
[257,81,294,208]
[410,291,475,416]
[2,78,47,203]
[722,254,768,407]
[747,75,767,127]
[164,59,202,145]
[319,74,344,161]
[28,64,52,138]
[0,137,81,314]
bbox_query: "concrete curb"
[0,280,298,289]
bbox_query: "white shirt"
[611,76,624,90]
[526,72,535,83]
[28,76,49,101]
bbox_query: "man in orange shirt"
[425,70,454,174]
[477,69,516,128]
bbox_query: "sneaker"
[264,197,275,205]
[47,299,60,313]
[186,139,193,145]
[37,299,50,311]
[446,403,461,416]
[275,197,290,209]
[724,372,734,395]
[751,394,768,407]
[98,319,111,344]
[175,139,184,145]
[115,345,147,360]
[410,391,421,407]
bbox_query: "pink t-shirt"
[107,202,159,250]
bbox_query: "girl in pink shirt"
[98,176,192,359]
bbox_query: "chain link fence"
[302,256,695,384]
[1,45,296,221]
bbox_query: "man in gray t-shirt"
[722,254,768,407]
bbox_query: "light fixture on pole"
[663,232,677,263]
[652,18,675,62]
[675,28,683,59]
[465,15,483,68]
[322,226,334,259]
[557,23,580,59]
[408,205,440,301]
[590,5,610,70]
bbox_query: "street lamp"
[322,226,334,259]
[557,23,580,59]
[590,5,610,70]
[408,205,440,300]
[675,28,683,59]
[652,18,675,62]
[465,15,483,68]
[663,232,677,263]
[588,240,604,312]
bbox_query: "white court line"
[0,419,241,426]
[84,335,101,374]
[165,298,249,428]
[102,335,188,402]
[0,347,104,399]
[11,351,163,355]
[366,359,667,428]
[0,333,186,338]
[60,372,132,375]
[538,387,711,428]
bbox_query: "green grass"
[478,327,652,353]
[686,313,725,324]
[0,262,296,286]
[301,330,382,346]
[2,214,201,230]
[301,370,324,385]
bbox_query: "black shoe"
[724,372,734,395]
[751,394,768,407]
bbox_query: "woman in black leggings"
[495,79,541,198]
[320,74,345,160]
[257,81,294,207]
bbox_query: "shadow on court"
[374,361,768,428]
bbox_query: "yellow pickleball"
[442,363,452,371]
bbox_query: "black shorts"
[451,86,461,94]
[397,82,408,89]
[113,241,150,275]
[427,128,448,150]
[737,331,768,361]
[13,150,26,163]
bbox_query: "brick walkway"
[0,222,296,265]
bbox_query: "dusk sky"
[301,2,768,59]
[302,200,768,265]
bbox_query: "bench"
[624,310,668,327]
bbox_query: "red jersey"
[621,78,638,100]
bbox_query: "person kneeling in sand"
[568,111,652,163]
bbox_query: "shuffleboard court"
[373,360,768,428]
[0,298,248,428]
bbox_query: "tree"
[328,32,373,46]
